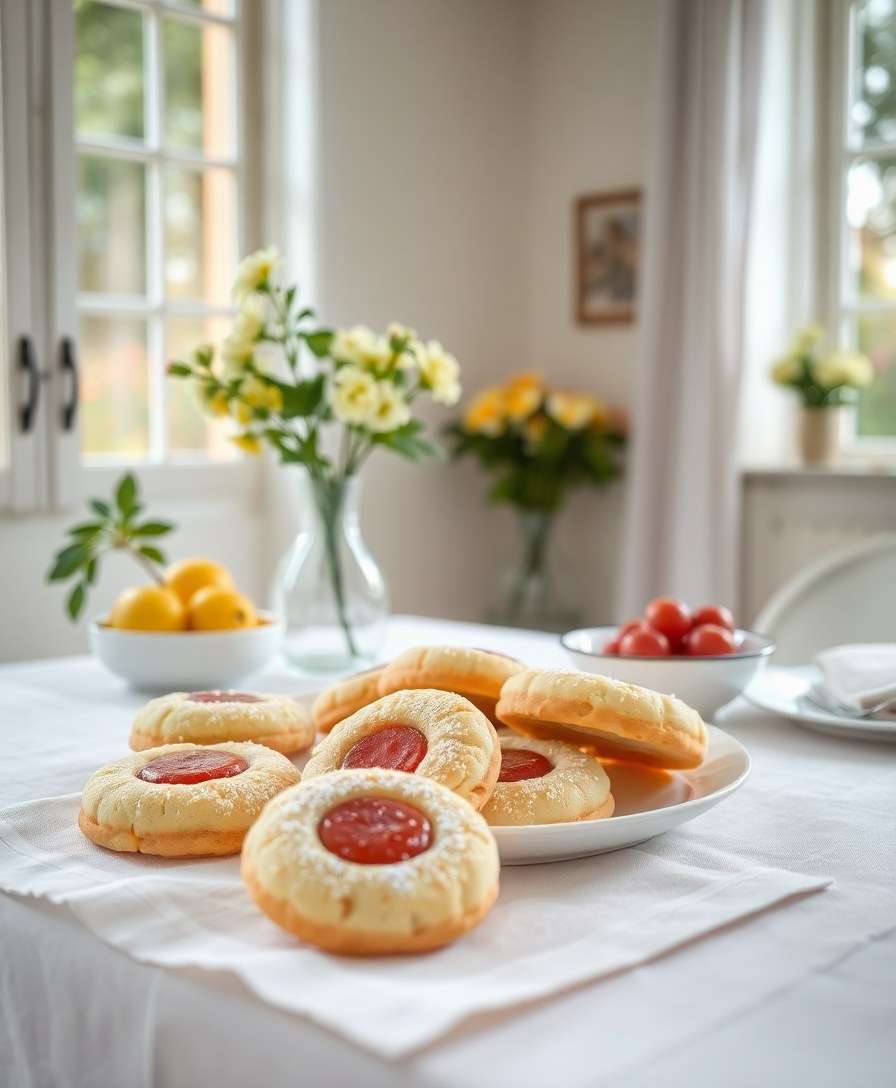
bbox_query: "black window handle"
[60,336,78,431]
[17,335,39,433]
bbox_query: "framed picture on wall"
[575,189,641,325]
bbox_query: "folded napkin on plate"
[816,643,896,715]
[0,793,828,1058]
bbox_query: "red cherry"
[619,626,671,656]
[603,638,621,655]
[690,605,735,632]
[644,597,692,642]
[685,623,736,656]
[618,618,645,639]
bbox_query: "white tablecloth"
[2,616,895,1087]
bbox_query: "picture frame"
[574,189,641,326]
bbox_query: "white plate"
[491,724,750,865]
[745,665,896,742]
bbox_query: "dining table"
[1,615,894,1088]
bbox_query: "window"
[832,0,896,441]
[74,0,242,463]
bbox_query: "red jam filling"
[137,749,249,785]
[188,691,263,704]
[498,748,554,783]
[318,797,432,864]
[341,725,428,773]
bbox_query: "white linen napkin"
[816,643,896,715]
[0,792,828,1058]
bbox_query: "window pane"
[173,0,235,14]
[78,155,146,295]
[75,0,145,141]
[81,315,149,457]
[166,317,235,457]
[163,17,235,157]
[164,166,237,303]
[856,312,896,436]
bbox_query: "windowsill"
[741,462,896,480]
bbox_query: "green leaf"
[273,374,326,418]
[302,330,334,358]
[138,545,166,565]
[133,520,174,537]
[373,421,442,462]
[115,473,138,518]
[67,521,104,539]
[90,498,111,518]
[85,557,99,585]
[167,363,192,377]
[66,582,86,622]
[48,542,89,582]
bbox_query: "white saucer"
[745,665,896,743]
[491,724,749,865]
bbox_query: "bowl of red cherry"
[561,598,775,719]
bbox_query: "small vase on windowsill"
[487,509,582,633]
[799,406,841,467]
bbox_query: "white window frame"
[826,0,896,457]
[0,0,262,515]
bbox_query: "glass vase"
[273,473,389,673]
[488,509,582,632]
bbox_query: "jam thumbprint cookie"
[311,666,386,734]
[78,742,299,857]
[130,691,314,756]
[301,689,500,810]
[481,734,614,826]
[377,646,525,723]
[242,769,500,954]
[497,668,707,770]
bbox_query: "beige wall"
[312,0,658,623]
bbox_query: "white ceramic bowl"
[561,625,775,720]
[89,612,284,692]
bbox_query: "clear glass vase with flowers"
[169,247,462,671]
[446,373,625,630]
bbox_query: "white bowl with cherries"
[562,597,775,719]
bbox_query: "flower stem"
[123,544,165,586]
[314,478,359,659]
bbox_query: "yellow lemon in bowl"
[188,586,257,631]
[164,557,235,607]
[108,586,187,632]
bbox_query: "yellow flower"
[523,413,548,447]
[589,396,610,429]
[504,385,541,422]
[771,355,801,384]
[221,334,254,377]
[506,371,542,393]
[387,322,417,343]
[812,350,874,389]
[232,433,262,455]
[546,390,596,430]
[463,387,507,435]
[240,375,283,412]
[330,364,380,425]
[231,400,254,425]
[789,324,825,356]
[367,381,411,433]
[232,247,279,302]
[205,389,230,417]
[419,340,461,405]
[231,295,267,343]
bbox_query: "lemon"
[108,586,186,632]
[164,557,234,607]
[187,586,257,631]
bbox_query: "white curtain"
[619,0,767,617]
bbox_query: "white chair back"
[753,534,896,666]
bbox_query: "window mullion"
[144,2,165,462]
